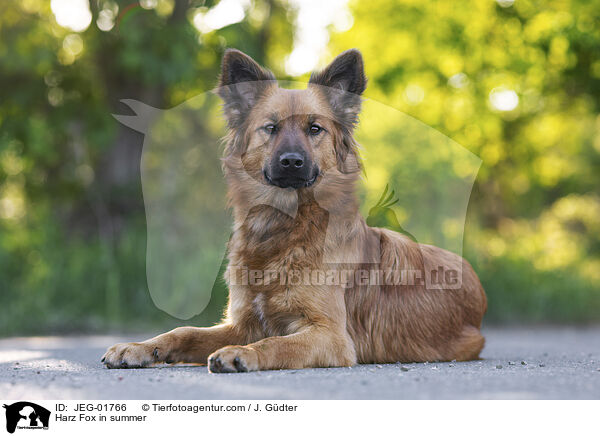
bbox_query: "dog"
[102,48,487,372]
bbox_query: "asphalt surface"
[1,327,599,400]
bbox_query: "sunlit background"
[1,0,599,336]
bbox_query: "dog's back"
[345,228,487,363]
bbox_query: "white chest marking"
[252,293,269,333]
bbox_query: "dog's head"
[217,49,366,198]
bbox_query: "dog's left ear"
[309,49,367,129]
[217,49,275,128]
[310,49,366,173]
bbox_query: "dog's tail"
[451,325,485,361]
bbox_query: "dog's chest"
[240,202,329,269]
[233,201,330,335]
[251,289,305,336]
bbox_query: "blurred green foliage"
[0,0,599,336]
[330,0,600,323]
[0,0,292,335]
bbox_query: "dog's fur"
[103,49,487,372]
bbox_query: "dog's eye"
[309,124,323,135]
[264,124,277,135]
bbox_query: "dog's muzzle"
[263,168,319,189]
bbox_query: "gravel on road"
[1,327,599,400]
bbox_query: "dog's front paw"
[208,346,259,373]
[102,342,156,369]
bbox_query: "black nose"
[279,152,304,169]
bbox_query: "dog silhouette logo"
[3,402,50,434]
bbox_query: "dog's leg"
[207,325,356,372]
[102,324,246,368]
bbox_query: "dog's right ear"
[217,49,275,128]
[309,49,366,130]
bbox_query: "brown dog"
[102,49,487,372]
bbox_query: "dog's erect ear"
[311,49,366,172]
[219,49,274,87]
[217,49,275,128]
[309,49,366,129]
[310,49,366,95]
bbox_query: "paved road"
[0,327,599,399]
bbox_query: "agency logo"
[114,88,481,319]
[2,402,50,434]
